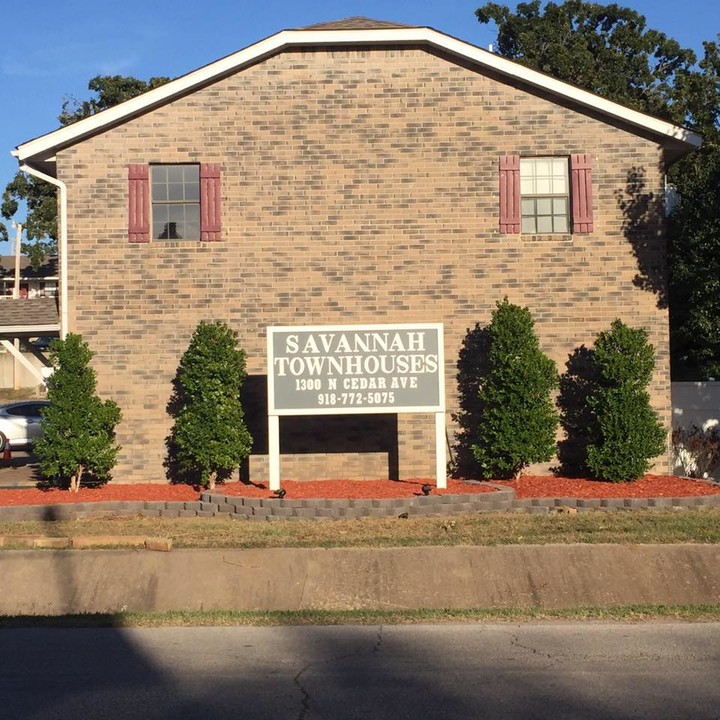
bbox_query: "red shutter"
[128,164,150,243]
[571,153,594,233]
[200,163,222,241]
[499,155,520,233]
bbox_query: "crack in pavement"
[510,633,555,662]
[293,626,384,720]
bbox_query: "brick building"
[12,18,700,483]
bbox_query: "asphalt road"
[2,623,719,719]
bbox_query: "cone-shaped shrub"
[168,321,252,489]
[34,333,122,492]
[472,299,559,479]
[586,320,666,482]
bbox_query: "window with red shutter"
[200,163,222,242]
[129,163,222,242]
[128,164,150,243]
[499,155,520,233]
[500,154,594,235]
[570,154,594,233]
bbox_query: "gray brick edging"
[0,481,719,521]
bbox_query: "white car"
[0,401,50,452]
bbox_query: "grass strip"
[2,604,720,628]
[2,508,720,549]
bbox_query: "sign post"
[267,323,445,491]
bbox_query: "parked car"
[0,401,50,452]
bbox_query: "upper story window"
[151,165,200,240]
[520,158,569,234]
[499,153,594,235]
[128,163,222,243]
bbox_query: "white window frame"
[520,157,570,234]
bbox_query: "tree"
[472,299,559,479]
[476,1,696,122]
[476,2,720,379]
[1,74,169,267]
[57,74,170,126]
[585,320,666,481]
[167,321,252,489]
[668,138,720,378]
[34,334,122,492]
[667,42,720,378]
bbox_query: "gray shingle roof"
[0,256,58,279]
[299,17,414,30]
[0,298,60,332]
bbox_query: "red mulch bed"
[494,474,720,499]
[0,475,718,507]
[219,478,496,500]
[0,483,200,507]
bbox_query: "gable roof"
[14,18,701,172]
[0,256,58,280]
[300,17,413,30]
[0,298,60,336]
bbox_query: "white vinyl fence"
[0,349,45,391]
[671,382,720,479]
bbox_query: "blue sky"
[1,0,716,253]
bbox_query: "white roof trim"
[0,324,60,335]
[13,26,701,164]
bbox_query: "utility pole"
[11,222,23,389]
[12,221,22,299]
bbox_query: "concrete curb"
[2,544,719,615]
[1,483,720,521]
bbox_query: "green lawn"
[2,508,720,549]
[2,604,720,628]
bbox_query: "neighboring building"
[12,18,701,483]
[0,256,59,299]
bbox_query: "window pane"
[153,205,171,239]
[552,158,567,175]
[151,166,168,184]
[521,216,536,234]
[185,205,200,240]
[535,159,551,177]
[536,198,552,216]
[554,215,569,233]
[553,173,567,194]
[167,182,185,202]
[537,215,553,233]
[183,165,199,183]
[537,177,554,194]
[553,197,567,214]
[185,180,200,202]
[521,198,535,215]
[165,166,186,183]
[520,160,534,193]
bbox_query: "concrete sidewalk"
[2,544,719,615]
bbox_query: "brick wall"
[56,46,670,483]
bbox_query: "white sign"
[267,323,445,415]
[266,324,447,491]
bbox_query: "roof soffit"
[13,25,702,168]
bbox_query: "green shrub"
[586,320,666,481]
[34,333,122,492]
[472,299,559,479]
[167,321,252,489]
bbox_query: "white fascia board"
[421,30,702,149]
[0,324,60,336]
[13,26,701,166]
